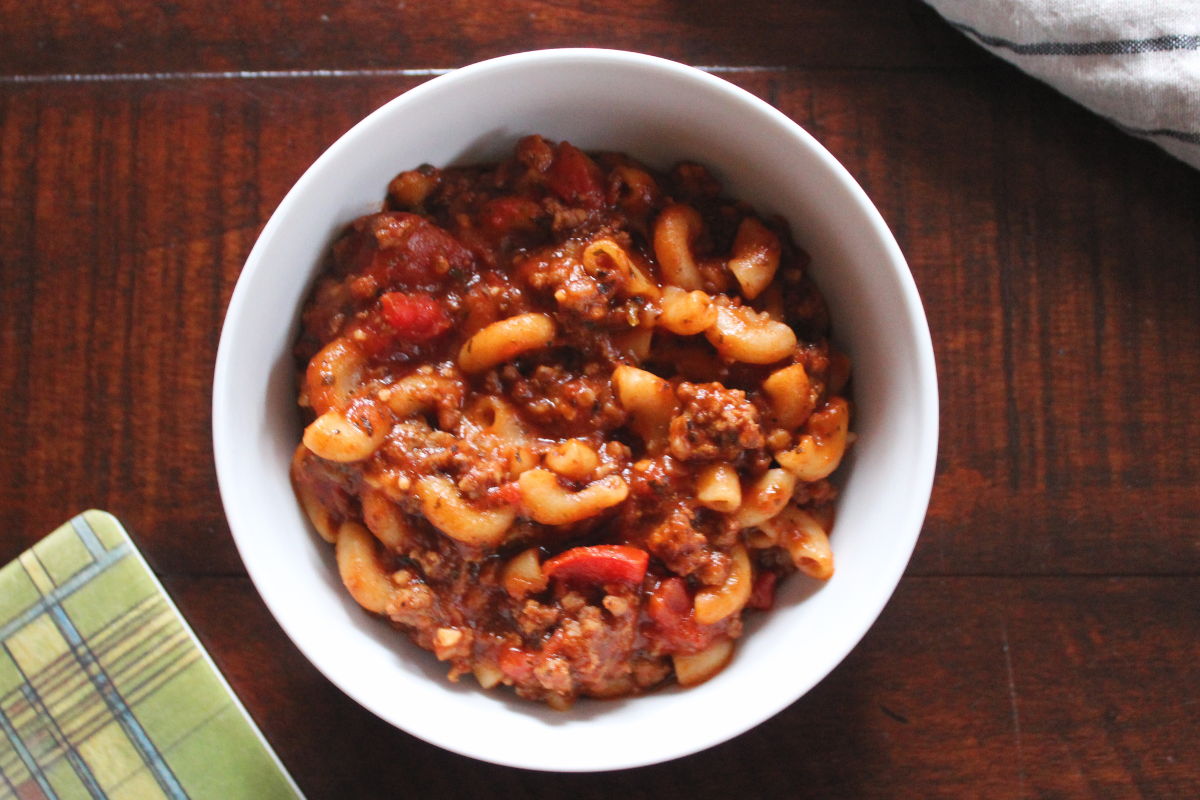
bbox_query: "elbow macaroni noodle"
[733,468,797,528]
[306,337,366,414]
[519,468,630,526]
[290,136,851,706]
[659,286,717,335]
[335,521,399,614]
[694,544,753,625]
[458,312,556,373]
[776,397,850,482]
[695,462,742,513]
[544,438,601,481]
[612,364,678,454]
[415,475,516,548]
[762,506,834,580]
[705,303,798,364]
[763,363,815,430]
[653,203,706,290]
[302,404,390,463]
[727,216,781,300]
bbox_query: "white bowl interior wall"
[213,48,937,771]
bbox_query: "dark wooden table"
[3,1,1198,796]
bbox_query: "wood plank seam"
[0,64,993,84]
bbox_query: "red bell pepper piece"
[542,545,649,585]
[545,142,605,209]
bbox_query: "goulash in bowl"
[291,136,852,708]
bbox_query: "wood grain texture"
[0,77,425,574]
[163,575,1200,798]
[0,0,986,75]
[2,1,1199,795]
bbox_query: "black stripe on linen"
[1109,119,1200,145]
[950,22,1200,56]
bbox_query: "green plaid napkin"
[0,511,302,800]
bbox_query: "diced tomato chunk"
[347,319,396,360]
[545,142,605,209]
[379,292,451,341]
[648,577,691,620]
[746,570,777,611]
[646,577,720,653]
[482,196,543,234]
[542,545,649,585]
[351,212,474,288]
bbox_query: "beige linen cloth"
[926,0,1200,169]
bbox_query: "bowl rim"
[213,47,939,772]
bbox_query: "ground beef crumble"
[668,382,765,462]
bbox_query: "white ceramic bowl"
[213,48,937,772]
